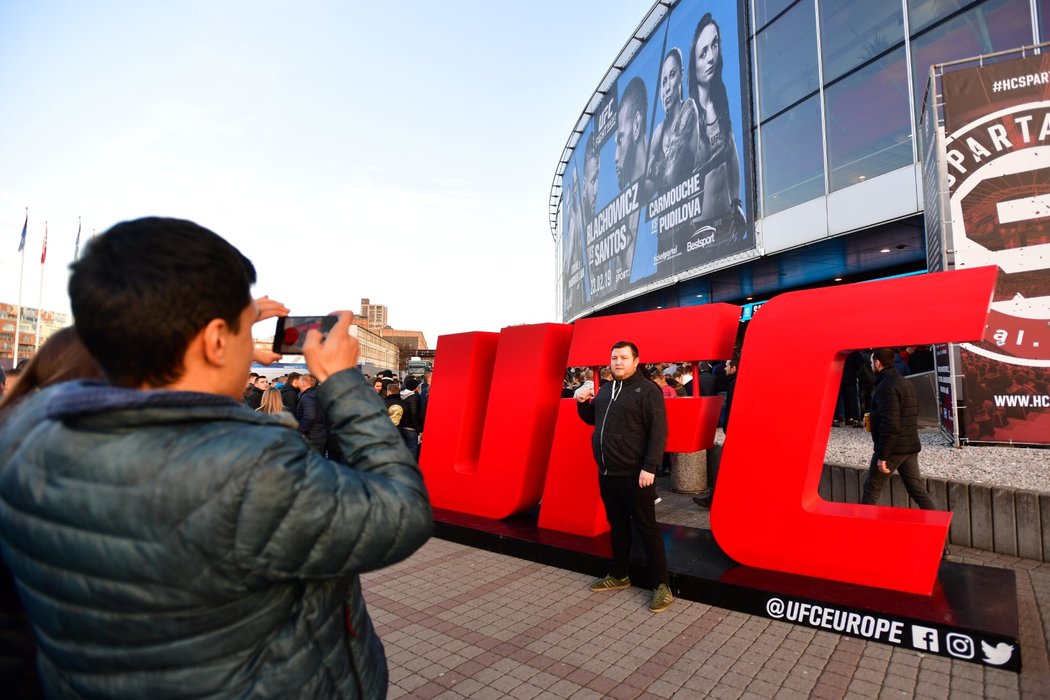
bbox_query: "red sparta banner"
[420,267,997,596]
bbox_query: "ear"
[200,318,233,367]
[633,112,643,140]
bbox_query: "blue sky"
[0,0,645,347]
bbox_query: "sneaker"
[589,574,631,592]
[650,584,673,613]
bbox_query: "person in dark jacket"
[576,340,673,613]
[280,370,301,412]
[861,347,937,512]
[400,377,423,459]
[296,373,328,452]
[244,374,268,409]
[0,217,432,699]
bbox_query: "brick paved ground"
[363,481,1050,699]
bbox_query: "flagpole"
[35,221,47,352]
[13,210,28,365]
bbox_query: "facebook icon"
[911,625,940,653]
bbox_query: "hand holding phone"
[272,315,339,355]
[303,313,359,382]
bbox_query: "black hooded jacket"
[577,371,668,476]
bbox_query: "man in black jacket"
[400,377,423,459]
[280,371,301,412]
[296,373,327,452]
[861,347,937,511]
[576,340,673,613]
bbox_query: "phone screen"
[272,315,338,355]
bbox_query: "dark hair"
[611,340,639,359]
[404,376,420,391]
[872,348,895,370]
[620,76,649,130]
[585,131,599,165]
[0,327,104,417]
[287,371,301,383]
[386,381,401,395]
[689,13,732,148]
[663,47,684,101]
[69,218,256,388]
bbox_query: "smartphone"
[272,315,338,355]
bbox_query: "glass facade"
[910,0,1032,114]
[754,0,798,31]
[753,0,1039,217]
[825,47,912,191]
[760,95,824,212]
[756,1,819,120]
[819,0,904,83]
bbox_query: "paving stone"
[362,521,1045,700]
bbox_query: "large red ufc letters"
[418,267,998,595]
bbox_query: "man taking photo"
[0,217,432,698]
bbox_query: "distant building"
[377,329,429,372]
[360,298,387,331]
[0,303,70,368]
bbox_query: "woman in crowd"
[0,326,103,698]
[256,386,290,416]
[0,326,103,418]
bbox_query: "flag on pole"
[74,218,81,261]
[17,211,27,252]
[41,222,48,264]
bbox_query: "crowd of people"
[832,346,935,428]
[0,220,959,696]
[562,357,739,433]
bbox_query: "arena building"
[551,0,1050,445]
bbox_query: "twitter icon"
[981,640,1015,666]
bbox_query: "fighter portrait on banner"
[643,7,750,280]
[562,162,588,319]
[560,0,754,316]
[584,74,654,305]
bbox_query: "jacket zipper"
[599,379,619,475]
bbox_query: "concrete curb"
[822,462,1048,561]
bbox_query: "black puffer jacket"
[577,371,668,476]
[0,369,432,699]
[296,386,327,450]
[871,367,922,459]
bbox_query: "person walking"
[576,340,673,613]
[861,347,939,515]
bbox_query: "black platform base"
[432,507,1021,672]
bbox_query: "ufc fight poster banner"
[560,0,754,320]
[941,52,1050,446]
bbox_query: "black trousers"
[861,452,937,509]
[598,475,670,588]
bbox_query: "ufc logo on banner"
[419,267,997,595]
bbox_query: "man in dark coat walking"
[861,347,937,511]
